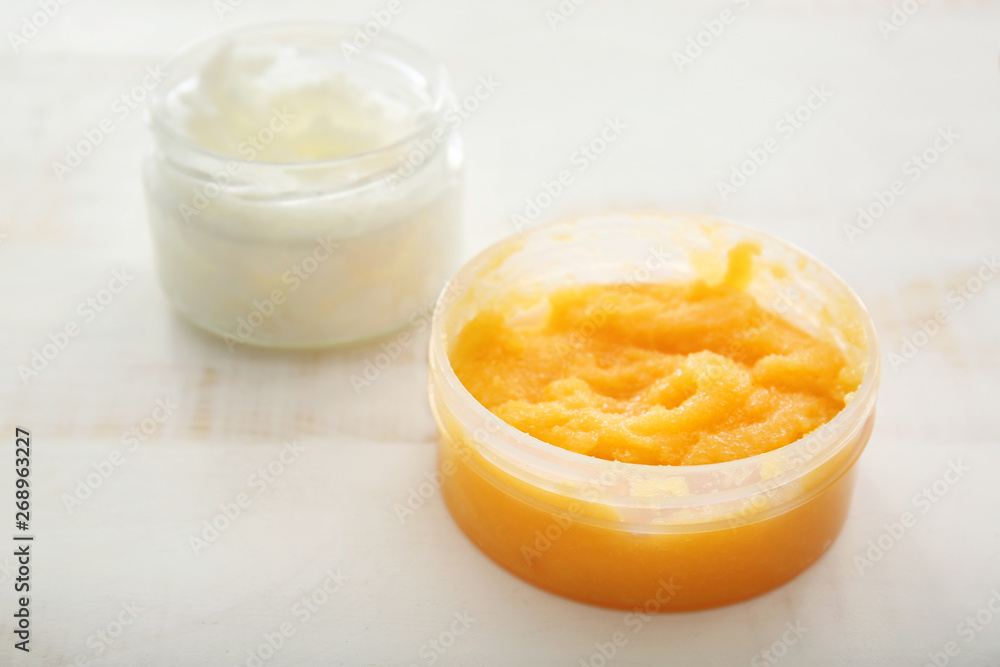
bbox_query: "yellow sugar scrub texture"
[450,242,864,466]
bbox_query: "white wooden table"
[2,1,999,665]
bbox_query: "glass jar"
[143,22,462,348]
[428,212,880,611]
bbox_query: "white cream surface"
[164,40,421,162]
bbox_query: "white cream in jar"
[144,22,462,347]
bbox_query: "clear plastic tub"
[428,212,880,611]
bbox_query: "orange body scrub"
[429,214,879,610]
[450,244,861,466]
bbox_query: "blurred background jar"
[143,22,463,348]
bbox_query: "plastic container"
[143,22,462,348]
[428,212,880,611]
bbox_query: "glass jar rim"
[147,20,452,169]
[429,212,881,510]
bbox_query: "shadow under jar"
[144,22,462,348]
